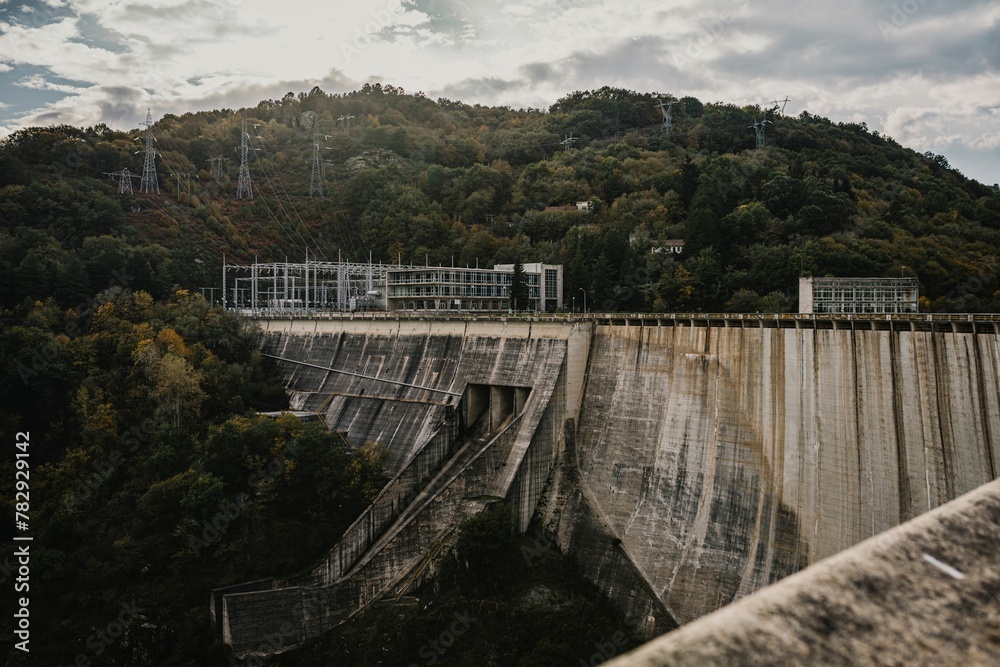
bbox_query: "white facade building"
[799,277,919,314]
[386,263,563,313]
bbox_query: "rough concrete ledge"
[605,478,1000,667]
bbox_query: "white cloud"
[16,73,87,93]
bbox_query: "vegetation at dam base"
[274,511,642,667]
[2,85,1000,316]
[0,291,390,665]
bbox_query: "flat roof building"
[799,277,918,315]
[386,263,563,313]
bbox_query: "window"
[545,269,558,299]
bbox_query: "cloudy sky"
[1,0,998,184]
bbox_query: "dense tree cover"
[0,291,388,666]
[3,85,999,313]
[276,511,642,667]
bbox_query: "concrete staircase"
[212,397,525,660]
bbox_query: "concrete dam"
[212,314,1000,659]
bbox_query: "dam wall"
[545,322,1000,629]
[225,313,1000,652]
[258,318,580,475]
[216,318,577,657]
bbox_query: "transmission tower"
[236,113,254,199]
[748,119,772,149]
[106,168,138,195]
[771,96,790,116]
[309,116,324,197]
[208,156,228,183]
[560,134,578,152]
[337,114,355,130]
[136,109,159,193]
[656,97,675,133]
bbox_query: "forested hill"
[2,84,999,313]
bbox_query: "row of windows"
[394,300,509,311]
[815,288,916,302]
[387,271,533,284]
[387,271,549,285]
[814,304,917,314]
[390,285,510,297]
[389,286,542,298]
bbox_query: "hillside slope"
[2,84,999,313]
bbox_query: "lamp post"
[579,288,587,315]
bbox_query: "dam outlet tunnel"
[462,383,532,434]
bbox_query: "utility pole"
[222,252,227,310]
[136,109,159,193]
[309,116,324,197]
[337,114,355,130]
[236,113,255,199]
[749,118,772,149]
[560,133,578,152]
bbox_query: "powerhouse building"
[386,263,563,313]
[799,276,919,314]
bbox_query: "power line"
[262,353,462,397]
[249,128,328,260]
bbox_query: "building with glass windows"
[385,263,563,313]
[799,277,919,314]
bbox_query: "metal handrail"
[238,309,1000,324]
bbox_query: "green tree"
[510,259,530,311]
